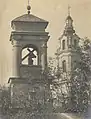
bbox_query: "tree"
[47,56,70,112]
[47,38,91,113]
[70,37,91,113]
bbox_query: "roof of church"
[66,15,73,21]
[12,14,48,23]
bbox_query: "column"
[42,42,47,71]
[12,41,21,77]
[37,51,41,66]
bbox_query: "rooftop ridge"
[12,14,48,23]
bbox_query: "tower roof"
[12,14,48,23]
[63,6,75,35]
[11,1,49,31]
[66,15,73,21]
[64,16,75,35]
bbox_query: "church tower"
[8,2,51,111]
[57,7,80,78]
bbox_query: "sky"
[0,0,91,84]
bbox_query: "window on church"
[62,60,66,72]
[62,40,66,50]
[74,39,77,48]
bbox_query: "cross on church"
[68,5,71,16]
[28,0,30,6]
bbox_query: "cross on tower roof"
[28,0,30,6]
[68,5,71,16]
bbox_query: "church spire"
[68,5,71,16]
[64,6,75,35]
[27,0,31,14]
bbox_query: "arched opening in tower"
[62,60,66,72]
[74,39,77,48]
[62,40,66,50]
[22,45,38,66]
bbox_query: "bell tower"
[9,2,50,110]
[57,7,80,78]
[10,6,49,78]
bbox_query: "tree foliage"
[70,38,91,113]
[48,37,91,113]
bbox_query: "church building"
[52,7,81,111]
[56,7,80,79]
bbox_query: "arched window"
[62,60,66,72]
[62,40,65,50]
[74,39,77,48]
[22,45,38,65]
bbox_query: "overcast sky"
[0,0,91,84]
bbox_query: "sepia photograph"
[0,0,91,118]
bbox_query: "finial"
[68,5,71,16]
[27,0,31,14]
